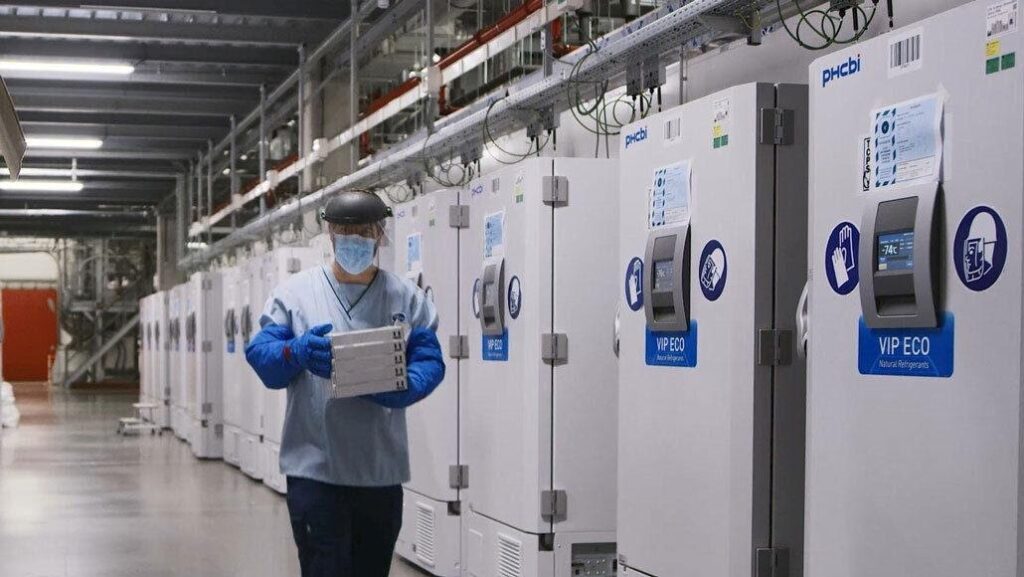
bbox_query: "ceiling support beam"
[0,14,333,47]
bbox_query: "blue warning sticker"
[953,205,1007,292]
[645,321,698,368]
[226,341,235,354]
[508,276,522,320]
[825,221,860,295]
[624,257,644,312]
[699,240,728,301]
[858,313,954,377]
[482,330,509,362]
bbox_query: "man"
[245,190,445,577]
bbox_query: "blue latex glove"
[367,327,446,409]
[288,323,334,379]
[246,323,334,389]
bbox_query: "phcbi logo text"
[625,126,648,148]
[821,55,861,87]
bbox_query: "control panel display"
[653,260,675,290]
[877,230,915,271]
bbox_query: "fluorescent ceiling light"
[26,137,103,150]
[0,167,70,177]
[0,59,134,76]
[0,180,84,192]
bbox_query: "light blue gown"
[259,265,438,487]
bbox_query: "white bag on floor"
[1,403,19,428]
[1,382,18,428]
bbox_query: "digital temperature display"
[877,230,915,271]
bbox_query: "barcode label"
[888,29,924,78]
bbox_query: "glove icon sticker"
[954,205,1007,292]
[825,222,860,295]
[624,257,644,311]
[699,240,728,301]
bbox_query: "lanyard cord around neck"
[321,266,379,318]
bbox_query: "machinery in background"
[56,239,151,388]
[258,246,319,494]
[221,266,244,467]
[188,271,224,459]
[459,158,619,577]
[392,188,464,577]
[805,2,1022,575]
[616,83,808,577]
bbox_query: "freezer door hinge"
[200,419,208,428]
[202,402,213,415]
[202,340,212,353]
[542,176,569,207]
[540,489,567,522]
[757,329,793,366]
[448,335,469,359]
[760,108,795,146]
[755,547,789,577]
[541,333,568,365]
[287,257,301,273]
[449,464,469,489]
[215,424,224,438]
[449,205,470,228]
[202,278,213,290]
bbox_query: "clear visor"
[325,221,390,247]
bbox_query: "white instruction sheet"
[649,160,692,229]
[871,93,943,190]
[406,233,422,273]
[484,210,505,258]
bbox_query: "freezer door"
[461,159,554,534]
[616,83,800,577]
[396,189,463,504]
[549,158,620,535]
[805,3,1024,576]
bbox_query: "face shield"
[964,211,998,282]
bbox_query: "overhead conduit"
[190,0,577,238]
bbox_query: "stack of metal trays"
[327,325,408,399]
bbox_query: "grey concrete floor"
[0,382,427,577]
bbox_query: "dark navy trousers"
[286,476,403,577]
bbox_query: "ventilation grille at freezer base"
[414,502,437,568]
[497,533,524,577]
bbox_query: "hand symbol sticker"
[825,222,860,295]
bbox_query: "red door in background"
[1,289,58,382]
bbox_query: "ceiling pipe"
[0,208,150,219]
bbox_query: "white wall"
[0,253,59,283]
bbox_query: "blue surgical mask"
[334,234,377,274]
